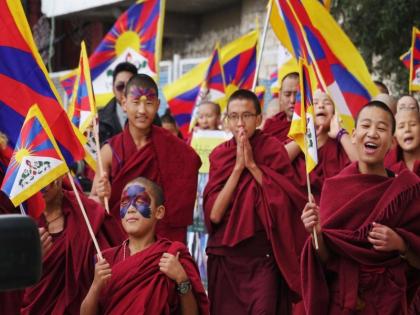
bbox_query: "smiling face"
[227,98,262,141]
[395,110,420,153]
[352,106,394,168]
[313,90,334,131]
[120,182,164,237]
[123,85,159,131]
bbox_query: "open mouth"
[364,142,379,153]
[403,136,414,145]
[316,112,327,118]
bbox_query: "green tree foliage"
[331,0,420,94]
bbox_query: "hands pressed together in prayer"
[159,252,189,284]
[234,127,256,172]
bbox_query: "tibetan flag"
[269,69,279,97]
[288,59,318,173]
[60,0,165,107]
[67,41,98,172]
[164,46,225,136]
[221,31,258,99]
[274,0,378,131]
[408,27,420,92]
[0,0,85,167]
[1,104,69,206]
[68,41,96,133]
[255,86,266,109]
[400,50,410,70]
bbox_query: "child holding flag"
[300,101,420,314]
[81,177,209,314]
[91,74,201,243]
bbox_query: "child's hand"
[301,200,321,234]
[92,258,112,293]
[368,222,406,253]
[39,227,52,258]
[96,173,111,200]
[159,252,189,284]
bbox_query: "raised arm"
[328,114,357,162]
[209,139,245,224]
[80,259,112,315]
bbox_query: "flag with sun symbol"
[1,104,69,206]
[60,0,166,107]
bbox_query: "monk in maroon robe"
[92,74,201,243]
[385,110,420,176]
[20,177,125,315]
[204,90,309,314]
[81,177,209,315]
[301,102,420,315]
[286,91,356,203]
[263,72,299,143]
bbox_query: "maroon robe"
[262,111,291,143]
[292,138,350,203]
[385,146,420,176]
[204,131,308,314]
[20,190,125,315]
[99,238,209,314]
[107,125,201,243]
[301,162,420,315]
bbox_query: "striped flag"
[1,104,69,206]
[407,27,420,92]
[60,0,165,107]
[288,59,318,173]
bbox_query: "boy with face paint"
[204,89,309,314]
[20,177,125,315]
[300,101,420,315]
[385,109,420,176]
[81,177,209,315]
[91,74,201,243]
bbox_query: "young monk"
[81,177,209,314]
[263,72,299,143]
[161,111,183,139]
[204,89,308,314]
[196,101,221,131]
[91,74,201,243]
[20,177,125,314]
[285,90,357,202]
[385,109,420,176]
[300,101,420,315]
[396,95,420,112]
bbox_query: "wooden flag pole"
[252,0,274,91]
[92,114,110,215]
[304,136,319,250]
[67,173,103,259]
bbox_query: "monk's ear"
[155,205,165,220]
[121,95,127,111]
[390,136,397,151]
[351,128,356,144]
[256,114,263,127]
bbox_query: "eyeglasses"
[226,112,258,122]
[115,82,126,92]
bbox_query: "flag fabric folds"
[60,0,165,106]
[272,0,378,131]
[288,59,318,173]
[0,0,85,166]
[68,41,98,172]
[164,31,258,136]
[408,27,420,92]
[400,50,411,70]
[1,104,69,206]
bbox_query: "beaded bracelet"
[336,128,348,143]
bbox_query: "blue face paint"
[120,184,152,219]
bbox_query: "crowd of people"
[0,60,419,314]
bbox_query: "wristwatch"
[176,280,192,295]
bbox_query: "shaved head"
[123,177,164,206]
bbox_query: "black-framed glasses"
[226,112,258,122]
